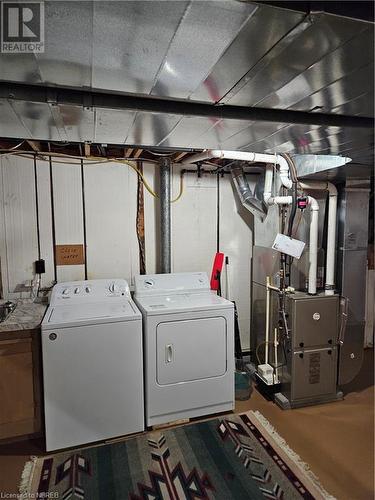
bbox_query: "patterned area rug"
[20,411,334,499]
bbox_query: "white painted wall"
[0,156,38,294]
[0,155,252,349]
[84,162,139,285]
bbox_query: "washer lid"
[135,291,233,315]
[42,300,141,329]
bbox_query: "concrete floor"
[0,349,373,499]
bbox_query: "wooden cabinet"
[0,330,42,440]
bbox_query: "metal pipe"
[1,82,373,128]
[230,164,268,220]
[159,157,171,273]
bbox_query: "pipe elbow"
[326,182,338,196]
[210,149,225,160]
[263,193,272,204]
[308,196,319,211]
[276,155,293,189]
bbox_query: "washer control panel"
[50,279,130,304]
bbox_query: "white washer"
[41,279,144,451]
[134,272,234,427]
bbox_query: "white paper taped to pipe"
[272,233,305,259]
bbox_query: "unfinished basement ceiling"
[0,1,373,164]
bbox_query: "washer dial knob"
[144,279,154,288]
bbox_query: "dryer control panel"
[50,279,130,304]
[134,272,210,296]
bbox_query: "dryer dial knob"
[109,283,118,293]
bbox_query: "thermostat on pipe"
[272,233,305,259]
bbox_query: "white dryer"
[134,272,234,427]
[41,279,144,451]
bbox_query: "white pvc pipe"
[267,195,293,205]
[264,164,274,202]
[263,162,292,205]
[265,276,271,365]
[183,149,292,189]
[274,328,279,384]
[184,150,320,294]
[307,196,319,295]
[265,192,319,295]
[299,181,337,295]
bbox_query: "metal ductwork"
[230,164,268,221]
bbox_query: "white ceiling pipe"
[185,152,319,293]
[264,163,293,205]
[183,150,292,189]
[299,181,338,295]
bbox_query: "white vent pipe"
[183,150,322,295]
[299,182,337,295]
[183,150,293,189]
[264,163,319,295]
[307,196,319,295]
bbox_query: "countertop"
[0,299,47,333]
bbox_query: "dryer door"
[156,316,227,385]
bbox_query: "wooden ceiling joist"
[173,151,189,162]
[27,140,41,152]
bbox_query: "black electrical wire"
[33,155,41,261]
[81,160,88,280]
[287,182,297,237]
